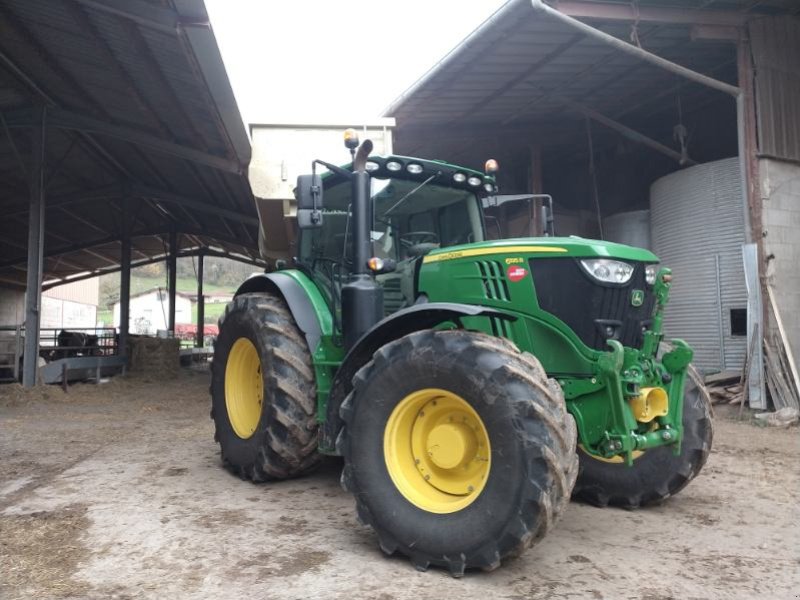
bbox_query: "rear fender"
[235,272,324,352]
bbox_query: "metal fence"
[0,325,23,383]
[0,326,119,384]
[38,327,119,358]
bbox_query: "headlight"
[580,259,634,284]
[645,264,659,285]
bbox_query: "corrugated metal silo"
[650,157,747,372]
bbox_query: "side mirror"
[296,174,323,229]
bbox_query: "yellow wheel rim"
[225,337,263,439]
[383,388,491,514]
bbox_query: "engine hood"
[421,237,659,264]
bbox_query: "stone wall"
[760,158,800,357]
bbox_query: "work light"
[645,264,659,285]
[343,128,359,149]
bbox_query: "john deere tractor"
[210,131,712,576]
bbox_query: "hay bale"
[127,337,180,379]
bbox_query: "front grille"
[530,258,656,351]
[476,260,510,301]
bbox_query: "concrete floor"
[1,370,798,600]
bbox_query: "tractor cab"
[296,155,490,316]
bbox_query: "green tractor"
[210,132,712,576]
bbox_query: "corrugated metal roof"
[384,0,795,171]
[386,0,733,123]
[0,0,261,290]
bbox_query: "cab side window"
[439,201,473,246]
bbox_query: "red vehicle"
[174,323,218,341]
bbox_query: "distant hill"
[99,256,261,309]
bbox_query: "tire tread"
[211,292,321,481]
[339,329,577,575]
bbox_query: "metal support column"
[168,228,177,334]
[195,250,204,348]
[22,106,46,388]
[119,196,131,369]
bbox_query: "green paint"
[418,250,687,461]
[281,155,689,464]
[424,237,659,263]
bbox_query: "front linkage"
[568,268,693,465]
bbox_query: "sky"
[205,0,507,125]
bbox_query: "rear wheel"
[573,362,712,508]
[211,292,321,481]
[338,330,577,576]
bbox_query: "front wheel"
[338,330,578,576]
[573,362,713,508]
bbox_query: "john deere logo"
[631,290,645,307]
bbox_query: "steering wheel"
[399,231,438,248]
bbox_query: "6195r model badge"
[631,289,645,307]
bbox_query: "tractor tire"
[338,329,578,577]
[210,292,321,481]
[573,360,712,509]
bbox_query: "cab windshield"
[298,175,485,314]
[298,176,484,265]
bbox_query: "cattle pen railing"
[0,325,23,382]
[38,327,119,358]
[0,326,121,384]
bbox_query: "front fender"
[320,302,515,452]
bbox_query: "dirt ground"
[1,370,798,600]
